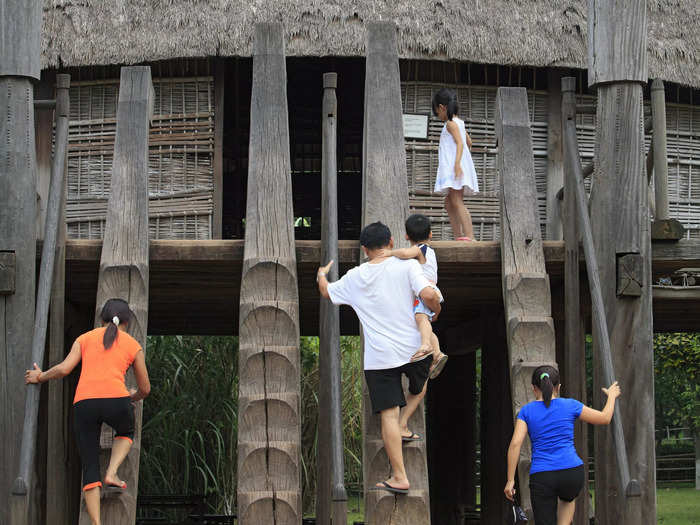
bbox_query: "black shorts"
[364,355,432,413]
[529,465,585,525]
[73,397,135,490]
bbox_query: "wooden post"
[317,72,347,525]
[46,74,70,525]
[546,69,564,240]
[480,311,514,525]
[496,87,558,517]
[650,79,685,240]
[213,58,225,239]
[588,3,654,519]
[561,77,590,525]
[1,0,41,518]
[77,66,153,525]
[361,22,430,524]
[237,24,301,525]
[35,72,56,239]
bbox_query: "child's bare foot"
[104,473,126,489]
[411,344,433,362]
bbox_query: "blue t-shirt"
[517,397,584,474]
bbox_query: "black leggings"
[529,465,585,525]
[73,397,134,490]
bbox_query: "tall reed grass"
[140,335,364,516]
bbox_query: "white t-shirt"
[327,257,431,370]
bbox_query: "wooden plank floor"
[63,239,700,334]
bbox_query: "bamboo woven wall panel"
[66,76,214,239]
[402,83,700,240]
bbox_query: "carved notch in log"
[496,87,557,518]
[237,23,301,525]
[78,66,153,525]
[361,22,431,525]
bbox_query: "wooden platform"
[63,239,700,334]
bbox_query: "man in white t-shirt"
[317,222,441,495]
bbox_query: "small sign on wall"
[403,114,429,140]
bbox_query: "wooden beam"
[316,72,347,525]
[34,71,56,239]
[212,58,225,239]
[1,0,41,517]
[546,69,564,240]
[361,22,431,524]
[237,24,301,525]
[561,77,589,525]
[496,86,558,518]
[587,2,652,517]
[78,66,153,525]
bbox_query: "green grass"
[658,487,700,524]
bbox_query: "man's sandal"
[401,432,423,443]
[371,481,409,495]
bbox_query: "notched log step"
[504,272,552,318]
[507,316,556,358]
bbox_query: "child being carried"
[380,214,448,379]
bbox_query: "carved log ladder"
[496,88,557,518]
[237,24,301,525]
[78,66,154,525]
[361,22,431,525]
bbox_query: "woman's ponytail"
[100,298,132,349]
[532,365,560,408]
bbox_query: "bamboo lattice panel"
[66,76,215,239]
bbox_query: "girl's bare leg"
[84,486,101,525]
[448,189,474,239]
[415,313,433,355]
[104,437,132,486]
[444,195,463,239]
[557,499,576,525]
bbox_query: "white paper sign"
[403,114,429,139]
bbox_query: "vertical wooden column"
[361,21,430,524]
[317,72,347,525]
[237,23,301,525]
[1,0,41,517]
[480,311,514,524]
[561,77,589,525]
[46,74,70,525]
[213,58,225,239]
[78,66,153,525]
[650,79,685,240]
[496,87,557,517]
[546,69,564,240]
[588,2,655,523]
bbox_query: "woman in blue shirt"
[504,365,621,525]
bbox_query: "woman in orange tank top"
[25,298,151,525]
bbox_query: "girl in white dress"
[432,88,479,240]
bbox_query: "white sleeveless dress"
[434,117,479,195]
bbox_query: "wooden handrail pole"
[13,74,70,497]
[651,79,670,220]
[562,120,640,498]
[318,71,348,525]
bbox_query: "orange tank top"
[73,327,142,404]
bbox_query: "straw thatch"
[42,1,700,87]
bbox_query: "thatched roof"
[42,0,700,88]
